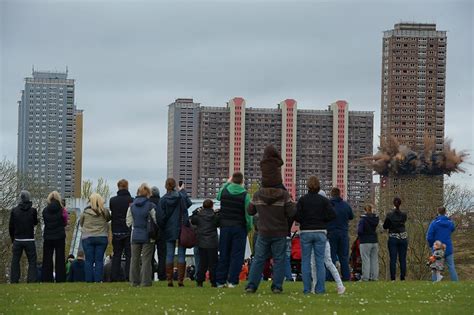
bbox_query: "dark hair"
[165,178,176,192]
[393,197,402,209]
[307,176,320,192]
[203,199,214,209]
[117,179,129,190]
[437,206,447,215]
[67,254,75,259]
[330,187,341,197]
[232,172,244,185]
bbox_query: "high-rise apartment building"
[168,97,373,211]
[381,23,446,150]
[380,23,446,195]
[17,70,83,198]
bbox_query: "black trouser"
[197,247,218,285]
[111,234,131,281]
[157,238,166,280]
[11,241,37,283]
[388,237,408,280]
[42,238,66,282]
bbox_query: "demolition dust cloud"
[362,137,468,176]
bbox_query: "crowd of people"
[8,145,459,294]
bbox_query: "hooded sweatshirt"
[217,182,253,232]
[43,200,66,240]
[9,201,38,241]
[260,145,284,188]
[248,187,296,237]
[157,190,192,242]
[80,206,111,239]
[357,213,379,243]
[126,196,156,244]
[427,215,455,257]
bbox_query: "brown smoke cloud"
[362,137,469,176]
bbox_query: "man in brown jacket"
[245,187,295,294]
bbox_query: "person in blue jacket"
[326,187,354,281]
[426,206,458,281]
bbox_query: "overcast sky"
[1,0,473,194]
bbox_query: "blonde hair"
[137,183,152,198]
[47,191,63,207]
[89,193,106,217]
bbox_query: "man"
[109,179,133,281]
[9,190,38,283]
[215,172,251,288]
[149,186,166,281]
[427,207,458,281]
[326,187,354,281]
[245,185,296,293]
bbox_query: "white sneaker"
[227,283,237,288]
[337,286,346,295]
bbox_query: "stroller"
[349,237,362,281]
[290,232,302,280]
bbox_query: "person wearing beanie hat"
[9,190,38,283]
[149,186,166,281]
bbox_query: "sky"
[1,0,473,194]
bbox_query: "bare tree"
[81,178,111,201]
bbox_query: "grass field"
[1,281,473,314]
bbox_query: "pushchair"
[290,232,302,281]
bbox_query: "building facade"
[168,97,373,211]
[17,70,83,198]
[380,23,446,196]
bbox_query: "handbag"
[178,196,197,248]
[147,211,160,241]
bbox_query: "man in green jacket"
[215,172,252,287]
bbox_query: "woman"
[157,178,192,287]
[42,191,67,282]
[126,183,157,287]
[295,176,336,294]
[383,197,408,281]
[80,193,111,282]
[358,204,380,281]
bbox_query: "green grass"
[1,281,473,314]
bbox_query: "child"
[190,199,219,287]
[260,145,284,188]
[68,250,86,282]
[429,240,445,282]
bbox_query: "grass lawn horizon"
[1,281,473,314]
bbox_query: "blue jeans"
[82,236,108,282]
[327,230,350,281]
[431,254,458,281]
[285,237,293,280]
[166,241,186,264]
[388,237,408,280]
[246,235,286,291]
[216,226,247,285]
[300,232,326,294]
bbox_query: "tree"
[81,178,111,201]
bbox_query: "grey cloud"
[1,0,473,191]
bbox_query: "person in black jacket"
[68,250,86,282]
[9,190,38,283]
[358,204,380,281]
[42,191,67,282]
[109,179,133,282]
[190,199,219,287]
[383,197,408,281]
[294,176,336,294]
[149,186,166,281]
